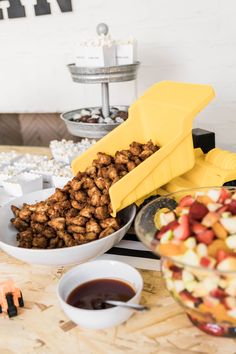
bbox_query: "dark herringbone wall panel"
[0,113,81,146]
[0,114,23,145]
[19,114,77,146]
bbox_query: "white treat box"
[2,173,43,197]
[52,175,71,189]
[116,42,137,65]
[50,150,77,165]
[75,45,116,67]
[51,151,70,164]
[29,171,53,188]
[0,166,26,186]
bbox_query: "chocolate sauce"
[66,278,136,310]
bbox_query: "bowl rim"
[0,191,136,253]
[57,259,143,313]
[135,185,236,274]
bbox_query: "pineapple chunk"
[174,280,185,292]
[184,237,197,249]
[208,203,222,212]
[185,280,198,292]
[182,250,200,267]
[225,279,236,296]
[182,270,194,282]
[222,212,232,218]
[160,211,175,226]
[220,217,236,234]
[225,296,236,309]
[196,243,208,257]
[207,189,220,202]
[202,276,220,292]
[193,283,209,297]
[225,235,236,249]
[218,278,227,289]
[217,257,236,271]
[160,230,174,244]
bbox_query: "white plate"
[0,188,136,266]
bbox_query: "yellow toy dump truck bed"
[160,147,236,195]
[72,81,215,216]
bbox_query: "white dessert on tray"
[2,172,43,197]
[0,165,27,186]
[75,24,137,67]
[50,139,96,164]
[76,33,116,67]
[0,151,21,165]
[14,154,49,169]
[116,37,137,66]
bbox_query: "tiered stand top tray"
[67,61,140,83]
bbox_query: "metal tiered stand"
[61,23,140,139]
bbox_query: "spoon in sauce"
[104,300,149,312]
[66,278,149,312]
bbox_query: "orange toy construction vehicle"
[0,280,24,317]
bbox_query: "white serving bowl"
[57,260,143,329]
[0,189,136,266]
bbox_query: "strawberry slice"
[169,265,183,279]
[191,221,207,235]
[169,265,182,272]
[210,288,227,299]
[179,195,194,208]
[155,220,179,239]
[179,290,199,303]
[227,200,236,215]
[198,322,225,336]
[189,201,208,221]
[172,271,182,280]
[217,205,228,214]
[173,214,190,240]
[219,187,231,203]
[200,256,211,267]
[196,230,215,245]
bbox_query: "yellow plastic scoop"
[72,81,215,216]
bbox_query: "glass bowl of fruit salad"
[135,186,236,337]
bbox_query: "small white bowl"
[57,260,143,329]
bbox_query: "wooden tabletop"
[0,145,51,157]
[1,146,236,354]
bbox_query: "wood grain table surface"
[0,146,236,354]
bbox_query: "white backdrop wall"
[1,0,236,149]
